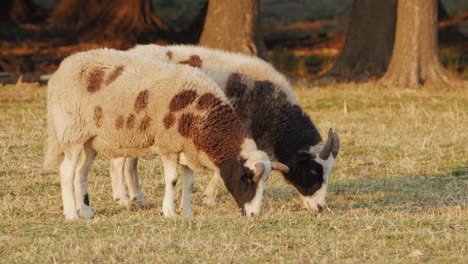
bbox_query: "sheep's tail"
[43,118,64,170]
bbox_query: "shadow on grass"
[328,167,467,212]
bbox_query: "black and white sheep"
[116,44,340,211]
[43,48,283,219]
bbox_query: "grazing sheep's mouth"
[243,209,256,217]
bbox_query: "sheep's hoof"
[127,197,149,209]
[134,197,149,208]
[115,196,131,206]
[162,207,177,217]
[180,207,193,217]
[78,206,95,218]
[64,212,79,221]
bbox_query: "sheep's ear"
[253,163,265,183]
[319,128,340,159]
[271,162,289,173]
[298,150,316,162]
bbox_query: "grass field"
[0,83,466,263]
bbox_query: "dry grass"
[0,83,466,263]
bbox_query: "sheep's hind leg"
[161,154,178,217]
[203,172,221,206]
[110,158,130,205]
[60,146,82,220]
[74,142,97,218]
[179,165,194,217]
[125,157,148,207]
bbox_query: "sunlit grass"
[0,83,466,263]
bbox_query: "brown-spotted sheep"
[116,44,340,212]
[43,48,282,220]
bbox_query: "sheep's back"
[48,49,231,163]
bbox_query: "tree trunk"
[84,0,168,47]
[199,0,269,60]
[47,0,103,31]
[0,0,44,23]
[320,0,397,82]
[48,0,169,48]
[379,0,462,88]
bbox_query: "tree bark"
[47,0,169,48]
[199,0,269,60]
[1,0,44,23]
[379,0,462,88]
[47,0,103,31]
[320,0,397,82]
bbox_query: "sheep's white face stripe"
[300,154,335,211]
[244,170,269,216]
[243,162,271,216]
[241,140,271,216]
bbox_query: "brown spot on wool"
[115,115,124,129]
[178,113,201,138]
[126,114,135,129]
[134,90,149,113]
[105,65,124,86]
[171,179,177,187]
[163,113,175,129]
[178,55,203,68]
[93,106,103,127]
[139,116,151,132]
[196,93,223,110]
[192,103,247,167]
[166,51,173,60]
[169,90,198,112]
[86,68,104,93]
[225,73,247,98]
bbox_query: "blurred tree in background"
[47,0,169,47]
[379,0,462,87]
[1,0,44,23]
[320,0,397,82]
[199,0,269,60]
[0,0,466,87]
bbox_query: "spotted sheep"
[43,48,288,220]
[115,44,340,211]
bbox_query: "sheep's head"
[220,140,289,216]
[219,149,270,216]
[285,128,340,211]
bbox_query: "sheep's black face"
[219,160,258,210]
[285,151,324,196]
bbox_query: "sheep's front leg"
[179,165,194,217]
[74,144,97,218]
[125,157,148,207]
[161,154,178,217]
[60,146,81,220]
[110,158,130,205]
[203,172,221,206]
